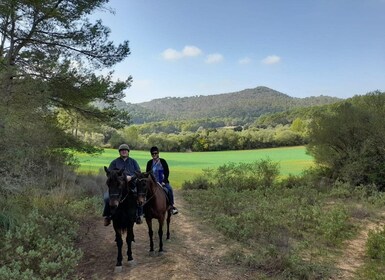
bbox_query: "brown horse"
[135,171,171,254]
[104,167,138,269]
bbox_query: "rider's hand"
[127,175,133,182]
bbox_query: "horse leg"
[166,210,171,240]
[158,219,164,253]
[115,231,123,267]
[126,223,135,262]
[146,218,155,253]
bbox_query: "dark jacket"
[146,158,170,183]
[108,157,141,177]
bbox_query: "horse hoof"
[114,266,123,273]
[149,251,156,257]
[127,260,136,266]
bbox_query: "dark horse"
[104,166,138,268]
[135,171,171,254]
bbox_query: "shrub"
[307,93,385,190]
[316,205,353,245]
[366,225,385,260]
[208,159,279,191]
[278,174,305,189]
[182,177,213,190]
[0,209,82,279]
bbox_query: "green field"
[76,146,314,188]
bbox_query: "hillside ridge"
[118,86,342,124]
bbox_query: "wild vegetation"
[183,161,385,279]
[0,1,131,279]
[2,0,385,279]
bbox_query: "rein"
[108,175,131,204]
[137,177,163,206]
[119,192,129,203]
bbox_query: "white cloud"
[162,45,202,60]
[238,57,251,65]
[182,45,202,57]
[262,55,281,65]
[161,48,183,60]
[205,53,224,64]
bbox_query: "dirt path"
[75,190,258,280]
[333,214,385,280]
[75,192,385,280]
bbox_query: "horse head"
[134,171,154,206]
[104,166,127,211]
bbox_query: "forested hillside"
[120,86,342,124]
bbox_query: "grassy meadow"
[75,146,314,188]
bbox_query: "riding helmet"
[118,144,130,151]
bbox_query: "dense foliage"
[0,0,131,192]
[307,91,385,189]
[0,1,130,278]
[107,125,306,152]
[121,86,341,124]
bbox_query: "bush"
[316,205,352,245]
[278,174,306,189]
[307,93,385,190]
[208,159,279,191]
[367,225,385,260]
[182,177,213,190]
[0,210,82,280]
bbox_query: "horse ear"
[148,172,155,181]
[104,166,109,175]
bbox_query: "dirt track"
[75,190,384,280]
[75,190,258,280]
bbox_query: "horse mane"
[148,172,157,184]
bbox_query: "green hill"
[118,86,342,124]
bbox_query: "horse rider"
[103,144,143,226]
[146,146,178,215]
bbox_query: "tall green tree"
[0,0,131,191]
[307,91,385,189]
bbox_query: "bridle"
[136,176,162,206]
[108,174,129,206]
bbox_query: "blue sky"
[94,0,385,104]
